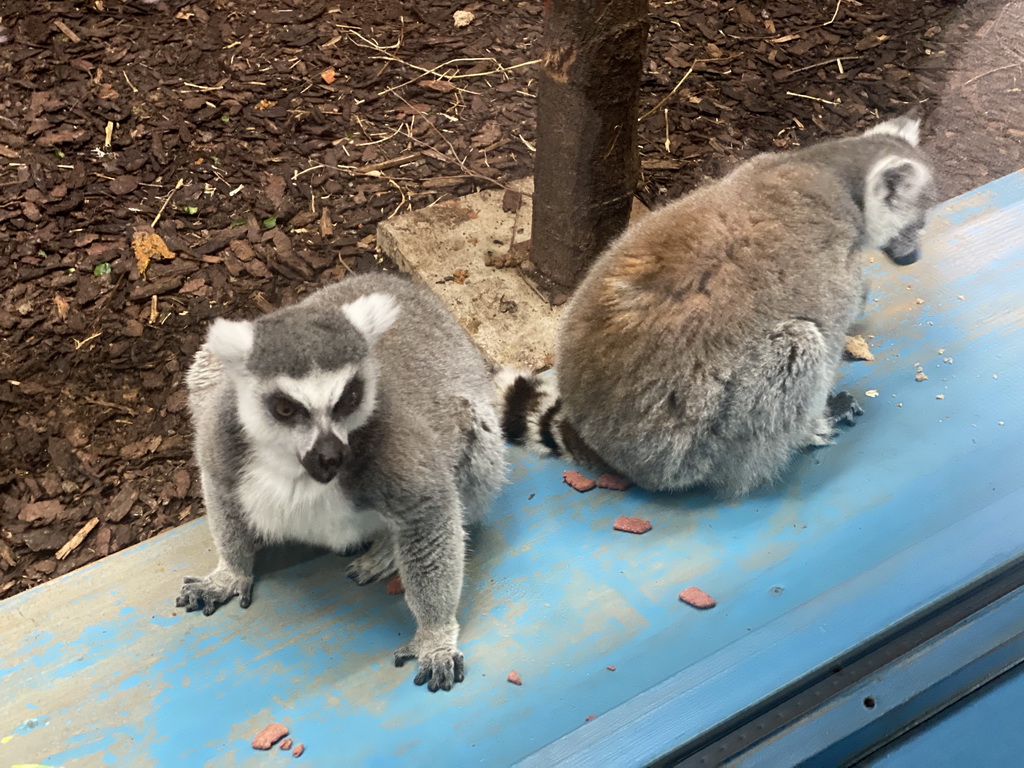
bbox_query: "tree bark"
[531,0,649,293]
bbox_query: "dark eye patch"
[266,392,308,424]
[332,376,364,420]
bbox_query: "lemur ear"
[342,293,400,345]
[206,318,254,368]
[864,113,921,146]
[867,155,930,209]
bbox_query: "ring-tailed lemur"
[177,273,507,692]
[499,115,935,497]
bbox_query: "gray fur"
[247,309,368,379]
[178,273,507,692]
[499,116,934,497]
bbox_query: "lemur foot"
[827,390,864,426]
[806,417,836,447]
[176,568,253,616]
[394,641,466,692]
[346,537,396,586]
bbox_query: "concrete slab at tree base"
[378,178,652,370]
[377,177,558,370]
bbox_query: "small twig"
[151,178,184,227]
[786,55,865,75]
[724,2,851,41]
[56,517,100,560]
[824,0,843,25]
[449,59,541,80]
[72,332,102,350]
[786,91,840,106]
[53,19,81,44]
[385,177,409,218]
[74,394,138,416]
[292,163,356,181]
[346,21,404,53]
[375,52,537,97]
[352,116,409,146]
[359,151,423,173]
[337,255,356,275]
[392,93,521,194]
[962,62,1023,87]
[639,63,702,121]
[518,270,553,306]
[182,81,227,91]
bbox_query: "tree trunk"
[531,0,649,293]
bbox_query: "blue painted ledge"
[2,171,1022,767]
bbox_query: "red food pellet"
[292,743,305,758]
[606,665,616,671]
[280,738,293,751]
[563,470,596,492]
[585,714,597,722]
[507,670,522,685]
[679,586,716,609]
[597,473,632,491]
[251,722,289,750]
[613,516,652,534]
[386,575,404,595]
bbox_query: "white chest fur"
[236,455,387,551]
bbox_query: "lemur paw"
[806,417,836,447]
[176,568,253,616]
[346,538,396,586]
[827,390,864,426]
[394,642,466,692]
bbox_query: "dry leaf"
[97,82,119,100]
[53,294,70,321]
[132,231,176,279]
[319,207,334,237]
[421,79,456,93]
[321,67,336,84]
[453,268,469,284]
[453,9,475,27]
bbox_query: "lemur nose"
[883,245,920,266]
[301,432,350,483]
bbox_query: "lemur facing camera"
[500,115,935,497]
[177,273,507,692]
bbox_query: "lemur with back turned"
[500,115,935,497]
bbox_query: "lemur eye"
[267,393,306,423]
[333,376,364,420]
